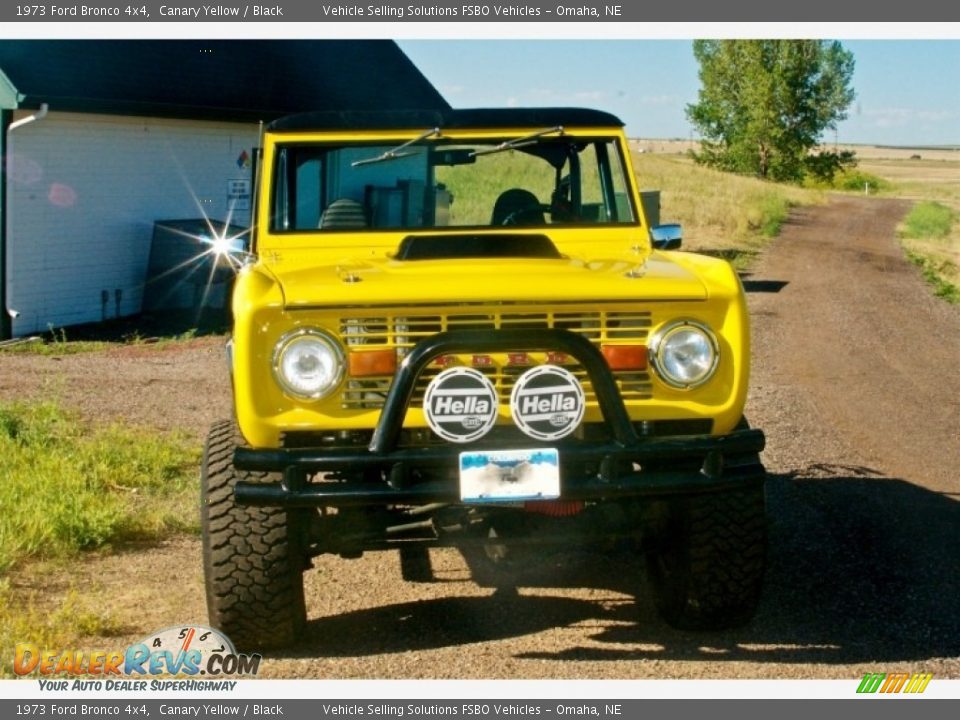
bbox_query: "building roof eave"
[0,69,20,110]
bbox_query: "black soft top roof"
[267,107,624,132]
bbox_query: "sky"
[399,40,960,147]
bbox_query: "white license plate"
[459,448,560,502]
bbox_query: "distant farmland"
[631,138,960,162]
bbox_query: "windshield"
[269,135,636,233]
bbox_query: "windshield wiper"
[469,126,565,157]
[351,127,441,167]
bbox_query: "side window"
[271,147,325,231]
[295,154,324,229]
[578,142,635,224]
[272,147,289,231]
[578,144,605,221]
[604,145,636,223]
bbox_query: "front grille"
[339,309,653,410]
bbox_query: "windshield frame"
[261,128,642,239]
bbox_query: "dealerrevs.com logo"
[856,672,933,695]
[14,625,260,690]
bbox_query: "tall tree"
[687,40,856,182]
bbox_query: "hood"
[270,252,707,309]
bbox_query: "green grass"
[0,306,228,357]
[834,169,893,193]
[804,168,894,194]
[0,327,107,356]
[0,578,126,677]
[437,150,559,225]
[900,201,956,239]
[0,326,204,356]
[904,250,960,303]
[632,152,821,262]
[854,160,960,306]
[898,202,959,304]
[755,192,792,237]
[0,401,200,572]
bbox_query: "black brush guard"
[233,328,765,508]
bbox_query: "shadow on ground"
[274,466,960,665]
[42,309,230,343]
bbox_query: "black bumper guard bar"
[234,329,765,507]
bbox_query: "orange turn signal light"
[349,350,397,377]
[601,345,648,370]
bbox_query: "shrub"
[901,201,956,240]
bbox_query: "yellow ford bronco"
[201,108,766,649]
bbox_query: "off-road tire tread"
[647,483,766,631]
[201,420,306,650]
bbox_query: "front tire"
[646,483,766,630]
[201,420,307,650]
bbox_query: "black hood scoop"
[395,234,563,261]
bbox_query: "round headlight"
[650,321,719,389]
[272,329,344,400]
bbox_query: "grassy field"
[899,201,959,303]
[857,157,960,204]
[634,138,960,162]
[0,578,125,676]
[854,157,960,303]
[0,401,199,673]
[634,138,960,300]
[631,152,821,267]
[0,401,200,573]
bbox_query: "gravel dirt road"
[4,195,959,679]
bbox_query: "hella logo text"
[519,393,578,415]
[431,395,492,416]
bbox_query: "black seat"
[319,198,367,229]
[490,189,545,226]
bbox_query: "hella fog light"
[273,329,344,400]
[650,321,719,389]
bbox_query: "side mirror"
[650,223,682,250]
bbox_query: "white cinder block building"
[5,111,258,331]
[0,40,448,338]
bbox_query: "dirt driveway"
[4,196,959,679]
